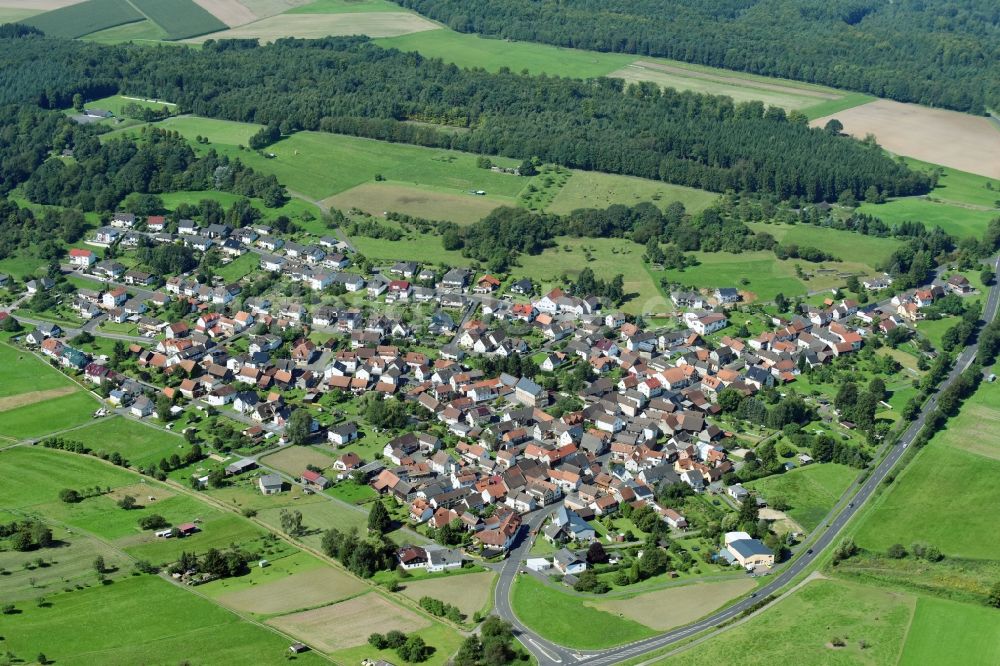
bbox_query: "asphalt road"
[495,256,1000,666]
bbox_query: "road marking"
[529,639,562,663]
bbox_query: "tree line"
[0,32,930,202]
[393,0,1000,114]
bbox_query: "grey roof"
[728,538,773,558]
[259,473,283,488]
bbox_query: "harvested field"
[192,0,257,26]
[592,578,755,631]
[268,593,431,652]
[0,386,77,413]
[399,571,495,618]
[236,0,310,19]
[259,444,336,476]
[812,100,1000,179]
[217,566,366,614]
[324,182,507,225]
[612,60,838,111]
[185,11,438,42]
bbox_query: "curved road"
[495,256,1000,666]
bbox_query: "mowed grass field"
[398,570,496,618]
[0,574,327,665]
[593,579,755,632]
[746,463,859,531]
[928,378,1000,461]
[898,596,1000,665]
[65,416,195,469]
[511,576,655,649]
[267,591,430,652]
[664,578,914,666]
[0,390,98,441]
[186,10,438,42]
[325,182,511,224]
[149,116,528,203]
[0,343,78,398]
[208,551,366,616]
[546,170,718,215]
[377,30,867,115]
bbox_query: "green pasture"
[858,197,996,240]
[546,170,718,215]
[745,223,902,270]
[81,18,169,43]
[659,251,808,301]
[66,416,193,469]
[289,0,406,13]
[0,343,78,398]
[0,391,99,441]
[899,596,1000,665]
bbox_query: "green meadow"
[511,575,655,649]
[898,596,1000,665]
[745,223,902,270]
[66,416,194,469]
[547,170,718,215]
[0,575,326,665]
[659,251,809,301]
[0,343,78,398]
[746,463,859,531]
[0,391,99,441]
[665,578,914,665]
[853,442,1000,560]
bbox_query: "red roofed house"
[69,248,96,267]
[300,469,331,490]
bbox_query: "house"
[334,452,363,472]
[946,274,972,295]
[130,396,154,418]
[328,421,359,446]
[258,473,284,495]
[69,248,96,267]
[93,226,121,245]
[552,548,587,575]
[301,470,331,490]
[111,212,136,228]
[715,287,740,303]
[509,278,533,295]
[397,546,428,570]
[514,377,546,407]
[723,532,774,570]
[426,547,465,572]
[691,313,728,335]
[474,274,501,294]
[441,268,471,290]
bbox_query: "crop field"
[854,443,1000,560]
[546,170,718,215]
[512,576,655,649]
[80,17,168,42]
[665,578,914,666]
[186,11,438,42]
[325,182,511,224]
[268,591,431,652]
[259,444,336,476]
[398,570,495,618]
[593,579,755,631]
[744,223,902,271]
[0,7,41,21]
[211,551,366,615]
[514,237,669,315]
[813,100,1000,180]
[898,596,1000,665]
[66,416,194,469]
[0,574,327,665]
[23,0,143,38]
[131,0,228,39]
[746,463,859,531]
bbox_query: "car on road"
[806,549,813,555]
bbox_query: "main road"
[494,256,1000,666]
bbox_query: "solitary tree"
[286,408,312,445]
[93,555,106,574]
[117,495,137,510]
[368,500,392,535]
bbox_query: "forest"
[394,0,1000,114]
[0,31,930,203]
